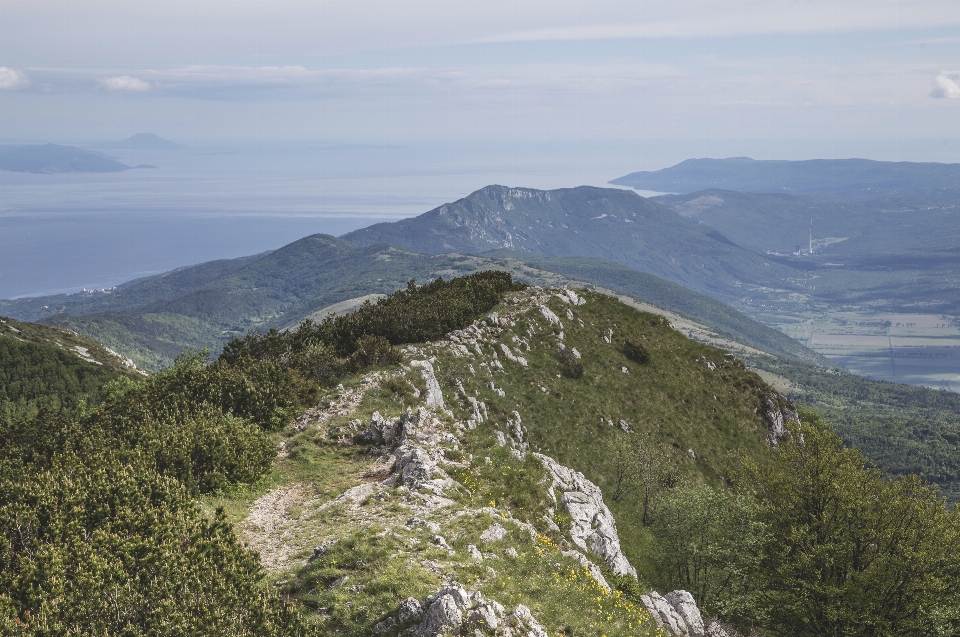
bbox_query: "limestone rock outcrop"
[535,453,638,578]
[378,583,547,637]
[763,393,801,447]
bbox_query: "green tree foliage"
[0,337,122,424]
[0,452,304,635]
[220,271,523,388]
[735,412,960,636]
[289,270,523,357]
[652,484,766,621]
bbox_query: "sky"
[1,0,959,148]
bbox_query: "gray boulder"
[480,523,508,543]
[536,453,638,578]
[397,597,424,624]
[361,411,400,445]
[641,592,689,636]
[467,600,505,630]
[509,604,549,637]
[666,590,705,637]
[415,593,462,636]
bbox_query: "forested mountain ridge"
[0,234,815,370]
[342,185,795,302]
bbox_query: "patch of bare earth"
[243,484,312,572]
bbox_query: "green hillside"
[5,272,958,635]
[755,356,960,501]
[496,254,829,366]
[655,188,960,258]
[1,234,821,371]
[0,316,142,424]
[342,185,796,301]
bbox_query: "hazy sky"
[1,1,959,144]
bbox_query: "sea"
[2,136,955,300]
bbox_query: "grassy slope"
[430,289,777,582]
[500,253,829,366]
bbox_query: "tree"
[736,413,960,637]
[652,483,766,622]
[606,435,677,523]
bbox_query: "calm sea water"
[0,140,652,298]
[2,137,956,299]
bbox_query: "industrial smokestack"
[809,218,813,255]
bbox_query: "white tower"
[809,219,813,255]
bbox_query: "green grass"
[429,289,777,588]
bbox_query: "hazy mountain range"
[609,156,960,197]
[0,143,155,174]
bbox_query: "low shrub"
[556,346,584,379]
[622,338,651,364]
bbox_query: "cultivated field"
[776,312,960,391]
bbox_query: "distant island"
[92,133,184,150]
[0,144,155,174]
[610,156,960,196]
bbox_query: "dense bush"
[556,345,584,378]
[288,270,523,357]
[0,337,122,424]
[0,453,304,635]
[734,414,960,636]
[621,338,651,364]
[221,271,523,388]
[652,484,765,621]
[0,271,524,634]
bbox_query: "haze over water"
[2,136,956,300]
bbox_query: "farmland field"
[776,312,960,391]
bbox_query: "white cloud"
[97,75,151,92]
[931,71,960,99]
[0,66,30,90]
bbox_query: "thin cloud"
[475,2,960,43]
[931,71,960,99]
[0,67,30,90]
[97,75,151,92]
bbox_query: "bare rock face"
[361,411,400,445]
[479,523,508,543]
[641,591,690,636]
[538,304,563,327]
[467,600,504,630]
[410,359,444,407]
[509,604,549,637]
[386,584,520,637]
[415,593,462,636]
[535,453,638,578]
[665,590,705,637]
[763,393,801,447]
[397,597,424,624]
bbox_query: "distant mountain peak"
[96,133,184,150]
